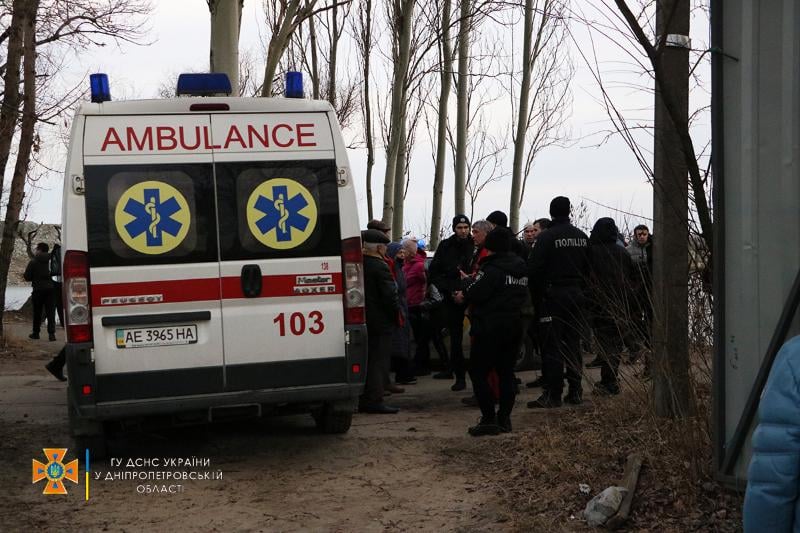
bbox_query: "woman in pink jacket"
[403,239,431,375]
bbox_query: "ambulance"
[61,73,366,455]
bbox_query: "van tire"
[313,401,354,434]
[67,388,108,460]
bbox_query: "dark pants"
[444,301,467,380]
[469,322,521,421]
[594,316,623,387]
[32,288,56,335]
[53,281,64,326]
[409,306,431,371]
[363,331,391,406]
[539,286,587,398]
[51,345,66,372]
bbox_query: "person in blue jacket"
[744,335,800,532]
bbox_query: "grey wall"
[719,0,800,480]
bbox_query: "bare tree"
[351,0,376,219]
[380,0,415,227]
[507,0,572,231]
[260,0,349,96]
[0,0,39,337]
[428,0,454,249]
[452,0,471,214]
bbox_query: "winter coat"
[627,236,653,289]
[403,250,427,307]
[527,216,589,305]
[387,252,411,359]
[744,335,800,533]
[24,251,54,291]
[363,254,401,335]
[461,252,528,337]
[428,233,474,299]
[587,218,635,321]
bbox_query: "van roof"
[76,97,335,116]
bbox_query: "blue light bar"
[176,73,232,97]
[89,73,111,103]
[285,71,304,99]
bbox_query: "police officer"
[455,227,528,435]
[527,196,590,408]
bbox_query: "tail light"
[341,236,365,325]
[63,250,92,343]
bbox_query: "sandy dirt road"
[0,319,551,532]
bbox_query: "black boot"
[564,389,583,405]
[451,377,467,392]
[527,393,561,409]
[468,416,501,437]
[45,360,66,381]
[497,414,512,433]
[526,376,546,388]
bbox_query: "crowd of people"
[359,196,654,437]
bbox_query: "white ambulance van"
[61,73,367,455]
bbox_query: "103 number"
[273,311,324,336]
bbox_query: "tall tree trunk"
[453,0,470,214]
[361,0,375,220]
[0,0,39,338]
[429,0,453,249]
[391,119,408,240]
[0,3,25,196]
[326,0,338,106]
[209,0,243,94]
[381,0,414,224]
[309,13,320,99]
[509,0,543,232]
[652,0,690,418]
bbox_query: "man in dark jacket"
[456,227,528,436]
[428,214,473,390]
[24,242,56,341]
[626,224,654,364]
[527,197,590,408]
[361,229,402,414]
[486,210,529,260]
[586,218,634,395]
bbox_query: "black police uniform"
[462,240,528,432]
[527,215,589,404]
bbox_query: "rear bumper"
[65,323,368,421]
[82,383,363,420]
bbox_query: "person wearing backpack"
[23,242,57,341]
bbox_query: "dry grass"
[446,374,742,532]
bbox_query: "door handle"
[241,264,262,298]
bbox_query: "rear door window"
[84,164,217,267]
[215,160,341,260]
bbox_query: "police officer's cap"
[362,229,390,244]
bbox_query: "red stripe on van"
[91,273,342,306]
[91,278,220,306]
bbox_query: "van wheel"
[313,401,354,434]
[67,388,108,460]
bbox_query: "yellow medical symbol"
[246,178,318,250]
[115,180,191,255]
[32,448,78,495]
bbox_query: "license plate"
[116,325,198,349]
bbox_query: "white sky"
[28,0,711,238]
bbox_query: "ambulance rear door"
[82,114,225,401]
[211,112,347,391]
